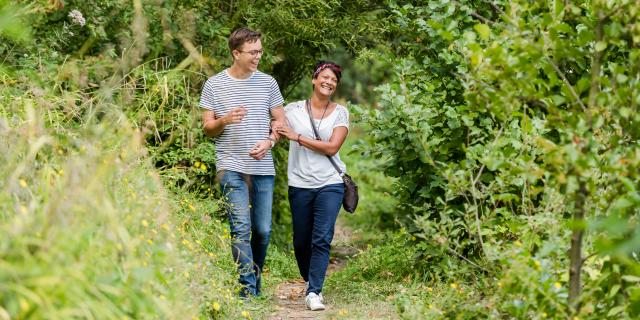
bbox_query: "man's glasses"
[238,49,264,57]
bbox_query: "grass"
[0,90,261,318]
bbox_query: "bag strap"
[305,99,344,176]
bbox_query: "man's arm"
[269,106,285,141]
[248,105,285,160]
[202,107,247,137]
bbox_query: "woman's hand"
[270,120,285,139]
[275,125,299,141]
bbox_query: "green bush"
[358,0,640,316]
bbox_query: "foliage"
[0,0,390,248]
[0,97,236,318]
[3,0,640,318]
[357,0,640,317]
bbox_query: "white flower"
[68,9,86,27]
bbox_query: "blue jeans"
[289,183,344,295]
[219,170,274,297]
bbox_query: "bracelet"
[297,134,302,145]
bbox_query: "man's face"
[233,39,263,72]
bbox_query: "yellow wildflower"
[554,282,562,289]
[212,301,221,311]
[141,219,149,227]
[241,311,250,318]
[19,179,27,188]
[450,283,458,289]
[534,260,541,269]
[200,163,207,171]
[19,298,29,311]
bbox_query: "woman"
[275,61,349,311]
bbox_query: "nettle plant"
[360,0,639,316]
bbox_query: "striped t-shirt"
[200,69,284,175]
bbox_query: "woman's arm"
[279,125,348,156]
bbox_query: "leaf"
[474,24,491,40]
[595,41,607,52]
[522,114,532,133]
[608,284,621,299]
[621,275,640,283]
[607,306,625,317]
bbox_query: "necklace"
[310,99,331,131]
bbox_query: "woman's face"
[312,68,338,97]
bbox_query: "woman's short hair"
[312,61,342,82]
[228,27,262,52]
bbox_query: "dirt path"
[268,217,359,320]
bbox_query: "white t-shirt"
[284,100,349,188]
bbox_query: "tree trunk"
[568,181,587,311]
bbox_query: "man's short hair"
[228,27,262,52]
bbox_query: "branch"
[545,57,588,111]
[445,246,490,273]
[489,1,506,17]
[582,251,599,264]
[603,2,634,22]
[452,0,496,25]
[468,125,504,258]
[175,33,214,75]
[588,11,605,110]
[469,171,486,256]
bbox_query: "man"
[200,27,285,297]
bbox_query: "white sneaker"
[305,281,324,303]
[305,292,325,311]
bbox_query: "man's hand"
[223,106,247,125]
[249,140,271,160]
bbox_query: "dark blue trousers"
[289,183,344,295]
